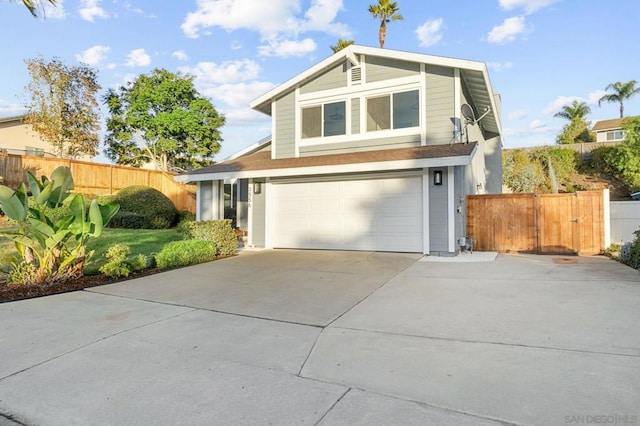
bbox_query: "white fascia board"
[250,45,488,113]
[482,67,502,133]
[179,152,475,183]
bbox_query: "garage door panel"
[272,176,423,252]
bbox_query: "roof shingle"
[184,142,477,177]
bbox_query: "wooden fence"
[0,154,196,213]
[467,191,605,255]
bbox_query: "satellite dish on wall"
[461,104,476,124]
[460,103,491,143]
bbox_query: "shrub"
[155,240,216,269]
[102,186,177,229]
[179,219,238,256]
[110,211,148,229]
[175,210,196,234]
[224,206,237,228]
[620,228,640,269]
[99,243,149,278]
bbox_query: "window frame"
[300,99,348,140]
[365,88,421,133]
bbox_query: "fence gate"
[467,191,605,255]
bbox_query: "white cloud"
[258,37,317,58]
[42,0,66,19]
[222,108,271,124]
[507,109,527,120]
[180,59,261,84]
[487,16,528,44]
[586,90,607,105]
[303,0,349,35]
[529,119,546,129]
[487,61,513,71]
[231,40,243,50]
[543,90,605,115]
[75,45,110,66]
[172,50,189,61]
[0,99,26,117]
[125,48,151,67]
[181,0,350,42]
[503,122,559,139]
[209,82,277,108]
[415,18,443,47]
[78,0,109,22]
[499,0,559,14]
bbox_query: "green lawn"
[0,228,185,277]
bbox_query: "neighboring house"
[592,117,636,143]
[176,45,503,256]
[0,114,55,157]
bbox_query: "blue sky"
[1,0,639,162]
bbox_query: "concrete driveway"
[0,250,639,425]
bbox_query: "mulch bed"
[0,268,163,303]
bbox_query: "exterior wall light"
[253,182,262,194]
[433,170,443,186]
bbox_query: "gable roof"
[176,142,477,183]
[0,114,27,125]
[592,117,637,131]
[223,135,272,161]
[249,45,501,136]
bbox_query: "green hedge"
[100,186,177,229]
[179,219,238,256]
[155,240,216,269]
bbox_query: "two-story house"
[0,114,55,156]
[176,46,503,256]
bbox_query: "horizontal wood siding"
[425,65,455,145]
[299,134,421,156]
[429,167,449,252]
[299,62,347,95]
[351,97,360,135]
[0,154,196,212]
[366,56,420,83]
[274,92,296,159]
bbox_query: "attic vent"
[350,66,362,84]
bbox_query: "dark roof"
[185,142,477,176]
[0,114,27,124]
[592,116,639,131]
[592,118,625,131]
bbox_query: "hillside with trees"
[503,116,640,200]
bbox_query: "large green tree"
[598,80,640,118]
[330,39,355,53]
[368,0,403,49]
[104,68,225,172]
[25,56,101,158]
[554,100,595,144]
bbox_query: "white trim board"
[176,149,476,183]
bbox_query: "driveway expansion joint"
[0,308,196,382]
[0,412,28,426]
[329,326,640,358]
[313,387,351,425]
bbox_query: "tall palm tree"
[330,39,355,53]
[15,0,56,16]
[598,80,640,118]
[368,0,403,49]
[554,100,591,122]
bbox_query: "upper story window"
[366,89,419,132]
[301,101,346,139]
[606,130,623,141]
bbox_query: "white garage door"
[272,175,423,252]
